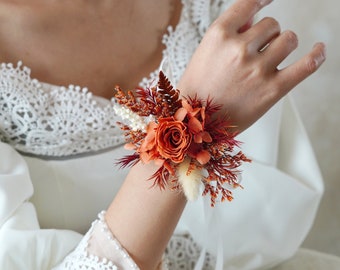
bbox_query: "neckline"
[0,1,185,103]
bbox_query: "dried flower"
[114,71,251,206]
[156,117,192,163]
[178,158,202,201]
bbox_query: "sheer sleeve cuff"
[54,211,167,270]
[87,211,140,269]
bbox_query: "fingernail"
[314,43,326,66]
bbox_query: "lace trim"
[52,211,138,270]
[165,234,216,270]
[53,211,216,270]
[0,0,232,157]
[0,62,126,157]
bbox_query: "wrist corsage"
[114,71,251,206]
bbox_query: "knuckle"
[206,21,235,42]
[233,41,251,62]
[306,57,318,73]
[208,21,228,39]
[253,62,267,77]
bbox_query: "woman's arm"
[106,162,186,269]
[105,0,326,269]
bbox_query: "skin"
[0,0,326,269]
[178,0,326,132]
[108,1,325,269]
[0,0,182,98]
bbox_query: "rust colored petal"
[174,107,187,121]
[124,143,137,150]
[201,131,212,143]
[140,151,153,164]
[182,99,192,112]
[194,133,203,144]
[188,117,203,134]
[196,150,211,165]
[156,117,192,163]
[140,122,157,152]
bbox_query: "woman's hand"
[106,2,326,269]
[178,0,326,133]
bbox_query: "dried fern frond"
[157,71,182,117]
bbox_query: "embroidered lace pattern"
[53,212,139,270]
[0,0,230,269]
[165,234,216,270]
[0,62,126,157]
[0,0,232,158]
[53,211,215,270]
[140,0,232,89]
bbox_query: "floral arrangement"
[114,71,250,206]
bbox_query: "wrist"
[106,162,186,270]
[114,71,250,206]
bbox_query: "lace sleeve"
[53,212,167,270]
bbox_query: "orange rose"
[155,117,192,163]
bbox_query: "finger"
[216,0,273,31]
[244,17,281,52]
[261,30,298,69]
[238,17,254,33]
[276,42,326,94]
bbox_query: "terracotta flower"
[155,117,192,163]
[114,71,251,206]
[175,100,212,164]
[139,122,160,164]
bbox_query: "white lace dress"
[0,1,324,269]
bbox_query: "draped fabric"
[0,0,325,269]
